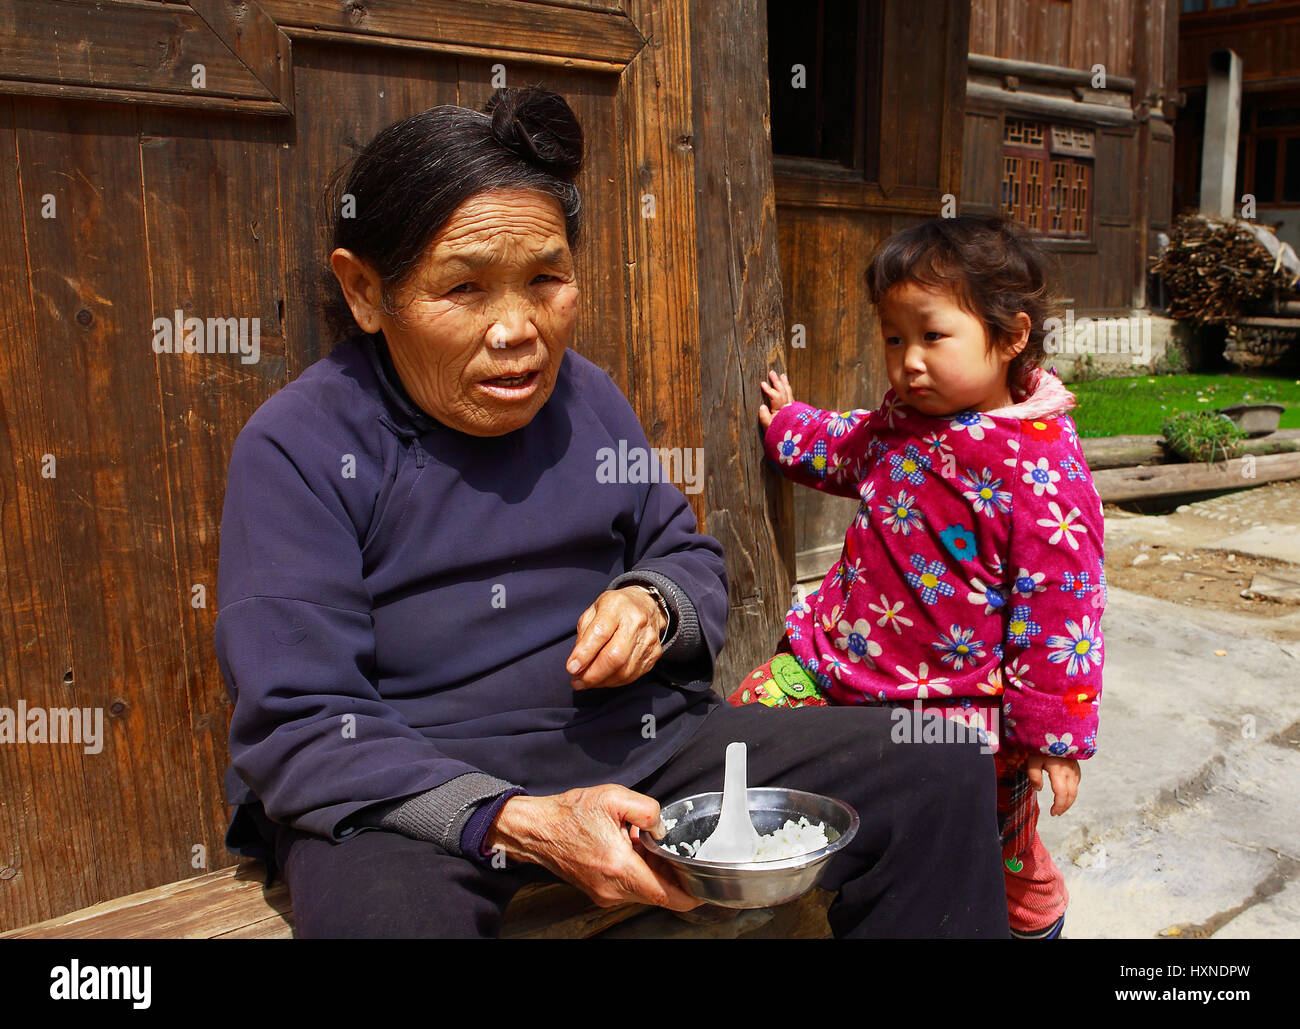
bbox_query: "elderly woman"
[216,87,1008,938]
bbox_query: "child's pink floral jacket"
[765,368,1106,759]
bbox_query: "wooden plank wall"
[1179,8,1300,88]
[2,0,752,925]
[774,0,969,563]
[969,0,1135,77]
[1,97,216,926]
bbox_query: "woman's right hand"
[759,369,795,430]
[483,785,701,911]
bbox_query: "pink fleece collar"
[985,367,1077,420]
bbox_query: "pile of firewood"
[1224,322,1298,369]
[1151,214,1293,325]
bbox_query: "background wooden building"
[1174,0,1300,253]
[962,1,1180,332]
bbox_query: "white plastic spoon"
[693,741,762,863]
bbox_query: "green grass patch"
[1160,410,1246,462]
[1068,372,1300,437]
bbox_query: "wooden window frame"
[769,0,884,183]
[1241,104,1300,207]
[1001,116,1094,242]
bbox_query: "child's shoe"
[1010,914,1065,939]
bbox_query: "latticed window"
[1002,154,1021,213]
[1048,160,1069,232]
[1070,164,1090,233]
[1001,117,1093,240]
[1024,157,1043,231]
[1005,118,1044,147]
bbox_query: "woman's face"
[340,188,580,436]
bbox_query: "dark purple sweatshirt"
[216,337,727,863]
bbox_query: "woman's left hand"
[566,587,667,689]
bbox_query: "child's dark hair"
[865,215,1060,391]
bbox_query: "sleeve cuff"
[462,787,529,864]
[341,772,521,856]
[609,568,703,665]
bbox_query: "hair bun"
[485,86,584,180]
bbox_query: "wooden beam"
[965,83,1135,126]
[968,53,1137,93]
[615,0,703,532]
[1092,450,1300,502]
[1132,0,1151,311]
[190,0,294,113]
[940,0,971,201]
[773,174,946,214]
[259,0,643,67]
[277,27,627,74]
[1081,429,1300,470]
[689,0,793,692]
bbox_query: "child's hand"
[1025,755,1080,816]
[759,370,795,430]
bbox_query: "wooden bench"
[1,861,833,939]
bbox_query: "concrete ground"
[1038,480,1300,938]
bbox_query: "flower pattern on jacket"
[763,377,1105,759]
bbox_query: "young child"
[732,215,1105,939]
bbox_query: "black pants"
[268,703,1010,938]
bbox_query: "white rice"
[752,817,829,861]
[659,816,828,863]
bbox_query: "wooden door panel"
[138,107,291,867]
[2,0,766,926]
[0,96,85,929]
[258,0,643,68]
[6,98,203,921]
[276,41,461,377]
[0,0,292,115]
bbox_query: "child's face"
[878,280,1024,416]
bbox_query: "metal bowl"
[1217,403,1285,437]
[637,787,859,909]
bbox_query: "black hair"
[865,215,1061,391]
[319,85,585,340]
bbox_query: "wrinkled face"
[375,188,579,436]
[878,280,1020,416]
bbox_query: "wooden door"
[0,0,790,927]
